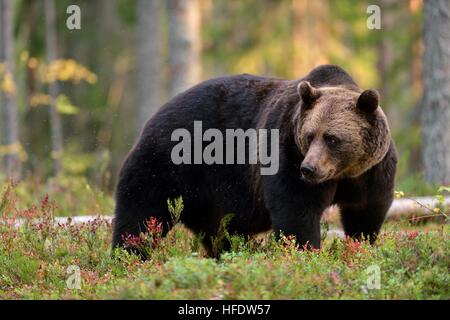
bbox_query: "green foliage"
[396,173,436,196]
[1,219,448,299]
[56,94,79,115]
[167,196,184,225]
[117,0,137,25]
[0,189,448,299]
[438,186,450,194]
[0,177,113,217]
[434,187,450,221]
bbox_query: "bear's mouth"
[300,168,335,184]
[300,173,329,184]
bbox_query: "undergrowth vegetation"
[0,182,448,300]
[0,176,113,217]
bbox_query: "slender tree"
[0,0,20,180]
[421,0,450,185]
[167,0,201,97]
[45,0,63,175]
[377,0,396,121]
[136,0,162,133]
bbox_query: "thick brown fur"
[112,64,397,257]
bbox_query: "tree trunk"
[136,0,162,133]
[167,0,201,98]
[377,0,396,121]
[292,0,311,76]
[422,0,450,185]
[45,0,63,175]
[410,0,423,102]
[0,0,20,180]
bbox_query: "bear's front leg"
[271,206,323,249]
[337,174,395,243]
[339,202,391,243]
[263,172,336,249]
[335,145,397,243]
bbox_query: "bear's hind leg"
[112,200,174,259]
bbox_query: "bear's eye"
[306,134,314,145]
[323,134,341,148]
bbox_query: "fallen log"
[386,196,450,219]
[322,196,449,224]
[4,196,449,227]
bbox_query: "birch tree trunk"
[422,0,450,185]
[167,0,201,98]
[137,0,162,133]
[45,0,63,175]
[0,0,20,180]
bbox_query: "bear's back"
[143,73,284,134]
[303,64,360,90]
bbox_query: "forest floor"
[0,180,450,299]
[0,181,449,299]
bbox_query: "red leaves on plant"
[81,270,99,286]
[146,216,163,234]
[301,242,321,253]
[407,231,419,240]
[121,216,163,251]
[122,233,143,249]
[40,195,49,211]
[345,237,363,255]
[341,237,365,267]
[329,271,340,285]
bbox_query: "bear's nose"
[300,164,316,179]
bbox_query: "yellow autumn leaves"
[42,58,97,84]
[1,52,97,115]
[1,71,16,96]
[30,93,53,107]
[394,190,405,199]
[0,62,16,95]
[18,50,98,84]
[0,142,27,161]
[30,93,79,114]
[1,51,97,97]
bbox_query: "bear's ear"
[298,81,320,106]
[357,89,380,113]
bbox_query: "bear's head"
[294,81,391,184]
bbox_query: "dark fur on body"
[112,65,397,256]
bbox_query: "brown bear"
[112,64,397,257]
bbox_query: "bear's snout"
[300,163,316,180]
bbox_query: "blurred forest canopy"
[0,0,449,196]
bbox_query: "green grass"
[396,172,438,197]
[0,176,114,217]
[0,185,449,300]
[0,179,449,299]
